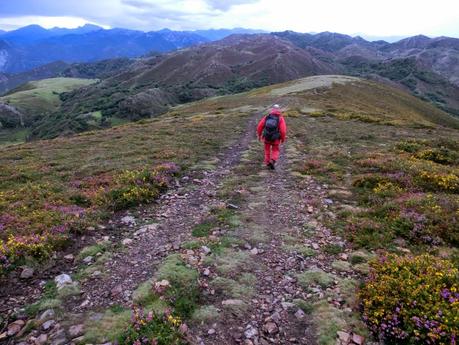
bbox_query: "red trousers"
[264,142,280,164]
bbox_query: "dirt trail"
[72,114,261,311]
[4,109,365,345]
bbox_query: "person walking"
[256,104,287,169]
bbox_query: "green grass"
[1,78,98,115]
[0,128,29,146]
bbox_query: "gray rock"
[54,274,72,289]
[83,256,93,264]
[68,324,85,338]
[50,329,67,345]
[20,267,34,279]
[35,334,48,345]
[7,320,24,336]
[201,246,211,254]
[281,302,295,310]
[244,325,258,339]
[294,309,306,320]
[122,238,133,246]
[42,320,56,331]
[39,309,55,321]
[120,216,136,226]
[64,254,74,261]
[222,299,244,306]
[207,328,216,335]
[263,322,278,334]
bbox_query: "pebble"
[42,320,55,331]
[201,246,211,254]
[83,256,93,264]
[68,324,85,338]
[20,267,34,279]
[54,274,72,289]
[122,238,133,246]
[39,309,55,321]
[294,309,306,320]
[352,334,365,345]
[207,328,216,335]
[34,334,48,345]
[120,216,136,226]
[244,325,258,338]
[263,322,278,334]
[222,299,244,306]
[250,248,259,255]
[203,268,211,276]
[64,254,74,261]
[7,320,25,336]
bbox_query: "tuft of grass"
[293,299,314,314]
[77,243,108,261]
[84,309,132,343]
[283,244,317,257]
[211,277,255,300]
[191,221,215,238]
[156,254,199,318]
[191,305,220,323]
[331,260,352,272]
[323,244,343,255]
[311,301,347,345]
[296,269,335,289]
[205,249,252,275]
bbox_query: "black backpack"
[263,114,280,142]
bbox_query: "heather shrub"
[360,254,458,344]
[117,306,185,345]
[101,163,179,211]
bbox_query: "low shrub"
[359,254,458,344]
[100,163,179,211]
[117,306,185,345]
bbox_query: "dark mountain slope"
[30,34,338,138]
[273,31,459,115]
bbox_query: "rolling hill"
[0,77,97,138]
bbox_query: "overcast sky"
[0,0,458,38]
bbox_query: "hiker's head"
[270,104,281,114]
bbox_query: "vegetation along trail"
[2,75,458,345]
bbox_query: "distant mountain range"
[0,25,266,73]
[0,26,458,139]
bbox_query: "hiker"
[257,104,287,169]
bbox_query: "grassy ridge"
[1,77,98,115]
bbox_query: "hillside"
[274,31,459,115]
[1,75,458,345]
[0,59,133,95]
[28,34,338,139]
[0,77,98,142]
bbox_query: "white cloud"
[0,0,457,37]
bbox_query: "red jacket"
[257,110,287,144]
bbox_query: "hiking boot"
[269,160,276,170]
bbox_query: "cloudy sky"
[0,0,458,38]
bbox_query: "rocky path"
[3,114,370,345]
